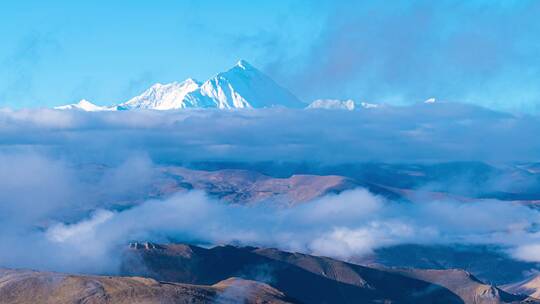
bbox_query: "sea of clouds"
[1,105,540,274]
[1,103,539,163]
[2,154,540,274]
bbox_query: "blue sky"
[1,0,540,112]
[0,0,326,108]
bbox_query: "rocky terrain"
[77,161,540,211]
[504,274,540,300]
[189,161,540,202]
[0,268,294,304]
[158,167,361,205]
[388,268,528,304]
[117,242,536,304]
[4,162,540,303]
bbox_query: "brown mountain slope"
[503,274,540,300]
[387,268,530,304]
[361,244,539,286]
[0,268,294,304]
[120,243,535,304]
[159,167,361,204]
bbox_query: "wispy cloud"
[269,1,540,112]
[1,154,539,274]
[0,32,62,108]
[0,107,539,274]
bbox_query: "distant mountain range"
[57,60,427,111]
[5,242,534,304]
[55,60,308,111]
[54,99,115,111]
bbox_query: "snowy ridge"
[55,60,304,111]
[307,99,380,111]
[308,99,356,110]
[120,79,202,110]
[424,97,437,104]
[54,99,114,112]
[193,60,305,109]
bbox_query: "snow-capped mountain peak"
[234,59,254,70]
[54,99,112,111]
[120,78,202,110]
[192,59,304,109]
[56,60,305,111]
[118,59,304,110]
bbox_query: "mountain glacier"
[193,60,304,109]
[120,79,202,110]
[56,60,305,111]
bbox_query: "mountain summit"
[57,60,304,111]
[190,60,304,109]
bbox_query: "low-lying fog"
[1,106,540,274]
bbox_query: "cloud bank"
[270,1,540,113]
[1,105,539,164]
[1,153,540,274]
[1,107,540,274]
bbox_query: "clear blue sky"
[0,0,327,108]
[1,0,540,112]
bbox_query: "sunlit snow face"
[55,60,305,111]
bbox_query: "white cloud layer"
[1,153,540,274]
[0,105,539,164]
[1,107,540,274]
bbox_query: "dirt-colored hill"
[1,243,535,304]
[158,167,361,204]
[388,268,528,304]
[503,274,540,300]
[0,268,294,304]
